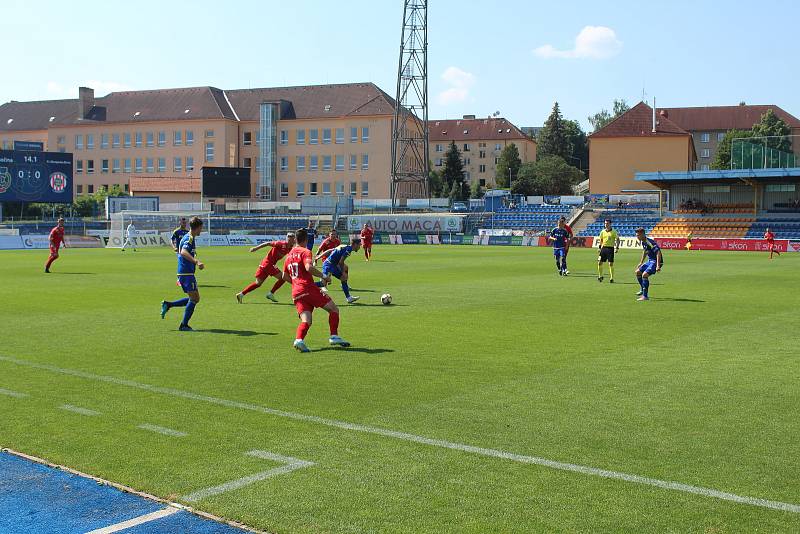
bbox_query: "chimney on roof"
[462,114,476,120]
[659,109,668,119]
[78,87,94,119]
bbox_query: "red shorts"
[49,246,59,257]
[293,288,332,315]
[363,241,372,248]
[255,262,281,280]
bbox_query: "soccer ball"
[381,293,392,305]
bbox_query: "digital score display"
[0,150,73,202]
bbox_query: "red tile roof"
[589,102,690,138]
[130,177,201,193]
[658,105,800,131]
[428,118,531,142]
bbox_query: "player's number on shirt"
[287,262,300,278]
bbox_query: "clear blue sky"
[4,0,799,131]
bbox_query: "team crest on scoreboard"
[0,167,11,194]
[49,171,68,193]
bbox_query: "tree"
[588,99,630,132]
[428,168,444,197]
[495,143,521,187]
[563,120,588,172]
[711,110,793,169]
[470,180,483,199]
[536,102,570,162]
[711,129,752,170]
[752,109,792,152]
[510,156,584,197]
[442,141,465,197]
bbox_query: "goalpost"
[107,211,212,248]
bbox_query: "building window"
[87,160,95,174]
[124,158,131,173]
[101,134,109,149]
[463,143,471,152]
[766,184,796,192]
[280,183,289,197]
[76,184,83,194]
[124,183,129,192]
[350,181,357,196]
[205,142,214,162]
[349,154,357,170]
[146,158,154,173]
[135,132,142,147]
[186,130,194,146]
[335,181,344,195]
[700,133,710,143]
[157,157,166,172]
[296,182,305,197]
[146,132,154,147]
[335,154,344,171]
[57,135,66,145]
[335,128,344,144]
[76,160,83,173]
[101,159,109,173]
[86,134,95,149]
[243,131,252,146]
[243,157,252,168]
[361,127,369,143]
[435,158,443,167]
[135,158,143,173]
[174,157,182,172]
[479,150,486,158]
[700,164,710,171]
[494,157,500,164]
[280,156,288,171]
[296,156,305,171]
[435,144,443,152]
[479,179,486,187]
[124,132,131,148]
[157,131,166,147]
[88,184,94,194]
[280,130,288,145]
[701,148,711,158]
[362,154,369,170]
[75,135,83,149]
[361,181,369,196]
[111,133,120,148]
[495,143,502,151]
[323,155,332,170]
[717,132,726,142]
[112,158,120,173]
[310,155,319,171]
[205,129,214,138]
[310,182,318,196]
[186,156,194,171]
[296,129,306,145]
[309,129,319,145]
[350,127,358,143]
[322,128,332,144]
[174,130,182,146]
[322,182,331,195]
[479,164,486,173]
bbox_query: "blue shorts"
[178,275,197,293]
[637,261,658,275]
[553,248,566,259]
[322,261,342,280]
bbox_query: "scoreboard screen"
[201,167,251,198]
[0,150,73,203]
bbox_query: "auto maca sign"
[347,215,464,233]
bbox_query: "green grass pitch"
[1,244,799,533]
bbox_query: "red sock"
[241,282,260,295]
[328,312,339,336]
[296,321,310,340]
[270,278,285,293]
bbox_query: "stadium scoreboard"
[0,150,74,202]
[201,166,251,198]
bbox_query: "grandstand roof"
[428,118,531,142]
[589,102,690,138]
[658,105,800,131]
[636,167,800,187]
[129,177,201,193]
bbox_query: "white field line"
[2,355,799,514]
[0,387,28,398]
[60,404,100,416]
[85,506,179,533]
[183,450,314,503]
[137,423,187,437]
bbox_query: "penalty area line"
[1,354,799,515]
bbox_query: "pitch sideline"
[1,354,798,515]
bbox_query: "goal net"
[107,211,212,248]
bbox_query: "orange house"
[589,102,696,194]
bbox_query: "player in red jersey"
[764,228,781,259]
[45,218,66,273]
[360,223,374,261]
[314,230,341,264]
[236,233,296,303]
[283,227,350,352]
[561,216,574,275]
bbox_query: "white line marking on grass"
[183,450,314,503]
[0,387,27,398]
[2,355,799,515]
[59,404,100,416]
[137,423,187,437]
[85,506,179,533]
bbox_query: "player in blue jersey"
[634,227,663,301]
[305,221,317,252]
[318,238,361,304]
[160,217,204,330]
[548,219,570,276]
[170,217,189,252]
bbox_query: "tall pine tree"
[537,102,570,162]
[495,143,522,188]
[442,141,467,201]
